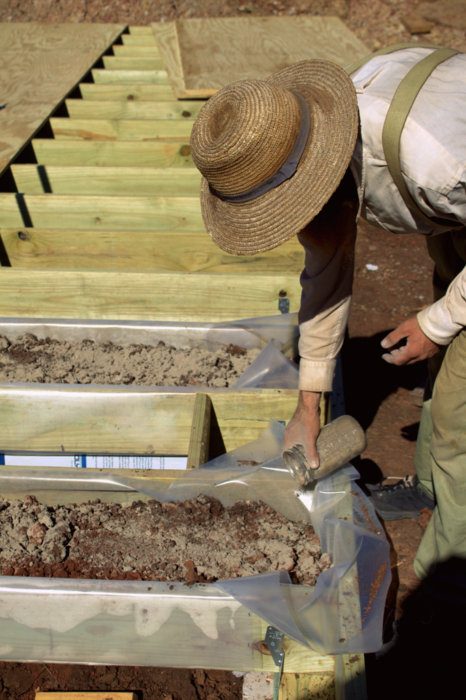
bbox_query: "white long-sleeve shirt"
[298,47,466,392]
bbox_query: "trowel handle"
[313,414,367,480]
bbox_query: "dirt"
[0,0,465,697]
[0,335,260,387]
[0,494,330,585]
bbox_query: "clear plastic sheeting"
[0,315,299,391]
[0,423,391,659]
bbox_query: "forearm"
[417,266,466,345]
[297,181,357,392]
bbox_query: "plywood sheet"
[0,22,125,175]
[154,16,368,97]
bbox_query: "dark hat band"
[209,92,311,204]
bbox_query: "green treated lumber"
[32,139,193,167]
[50,117,194,140]
[187,393,212,469]
[79,83,176,100]
[129,26,154,35]
[92,68,169,84]
[103,55,165,70]
[0,385,298,454]
[0,195,24,227]
[122,33,157,46]
[0,227,304,273]
[0,193,203,231]
[113,44,163,56]
[0,268,301,321]
[113,44,161,55]
[66,98,204,120]
[11,165,202,196]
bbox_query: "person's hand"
[381,317,441,366]
[282,390,322,469]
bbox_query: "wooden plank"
[280,672,335,699]
[92,68,169,84]
[121,33,157,46]
[152,21,189,98]
[32,140,193,167]
[2,193,203,231]
[0,194,24,226]
[50,117,194,140]
[187,393,212,469]
[112,42,161,58]
[66,98,204,120]
[0,227,304,273]
[103,55,165,70]
[0,578,332,673]
[334,654,367,700]
[0,23,125,174]
[113,44,162,56]
[129,26,154,36]
[11,165,202,196]
[36,694,137,700]
[79,83,176,100]
[0,386,298,454]
[175,16,368,94]
[0,268,301,321]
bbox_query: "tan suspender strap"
[382,47,461,230]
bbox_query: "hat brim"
[199,60,359,255]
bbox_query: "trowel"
[282,414,367,489]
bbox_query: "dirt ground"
[0,0,465,697]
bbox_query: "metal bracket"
[278,297,290,314]
[266,625,285,698]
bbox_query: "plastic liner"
[0,423,390,655]
[0,315,299,391]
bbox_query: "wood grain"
[0,268,301,321]
[0,23,125,174]
[155,16,367,97]
[1,227,304,273]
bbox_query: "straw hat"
[190,60,359,255]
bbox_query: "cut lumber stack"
[0,23,305,321]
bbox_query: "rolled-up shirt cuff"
[298,357,336,393]
[417,300,461,346]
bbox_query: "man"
[189,47,465,579]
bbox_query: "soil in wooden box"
[0,494,331,700]
[0,334,261,387]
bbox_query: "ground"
[0,0,465,697]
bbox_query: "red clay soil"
[0,1,465,697]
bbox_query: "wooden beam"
[103,55,165,70]
[79,83,176,100]
[92,68,169,84]
[187,393,212,469]
[0,578,332,673]
[0,268,301,321]
[66,98,204,120]
[129,26,154,35]
[50,117,194,140]
[11,165,202,196]
[0,386,298,454]
[0,227,303,273]
[113,44,162,56]
[0,194,24,227]
[121,33,157,46]
[279,672,335,699]
[32,139,193,167]
[1,193,203,231]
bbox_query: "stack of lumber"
[0,23,305,322]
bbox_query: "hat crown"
[190,80,302,196]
